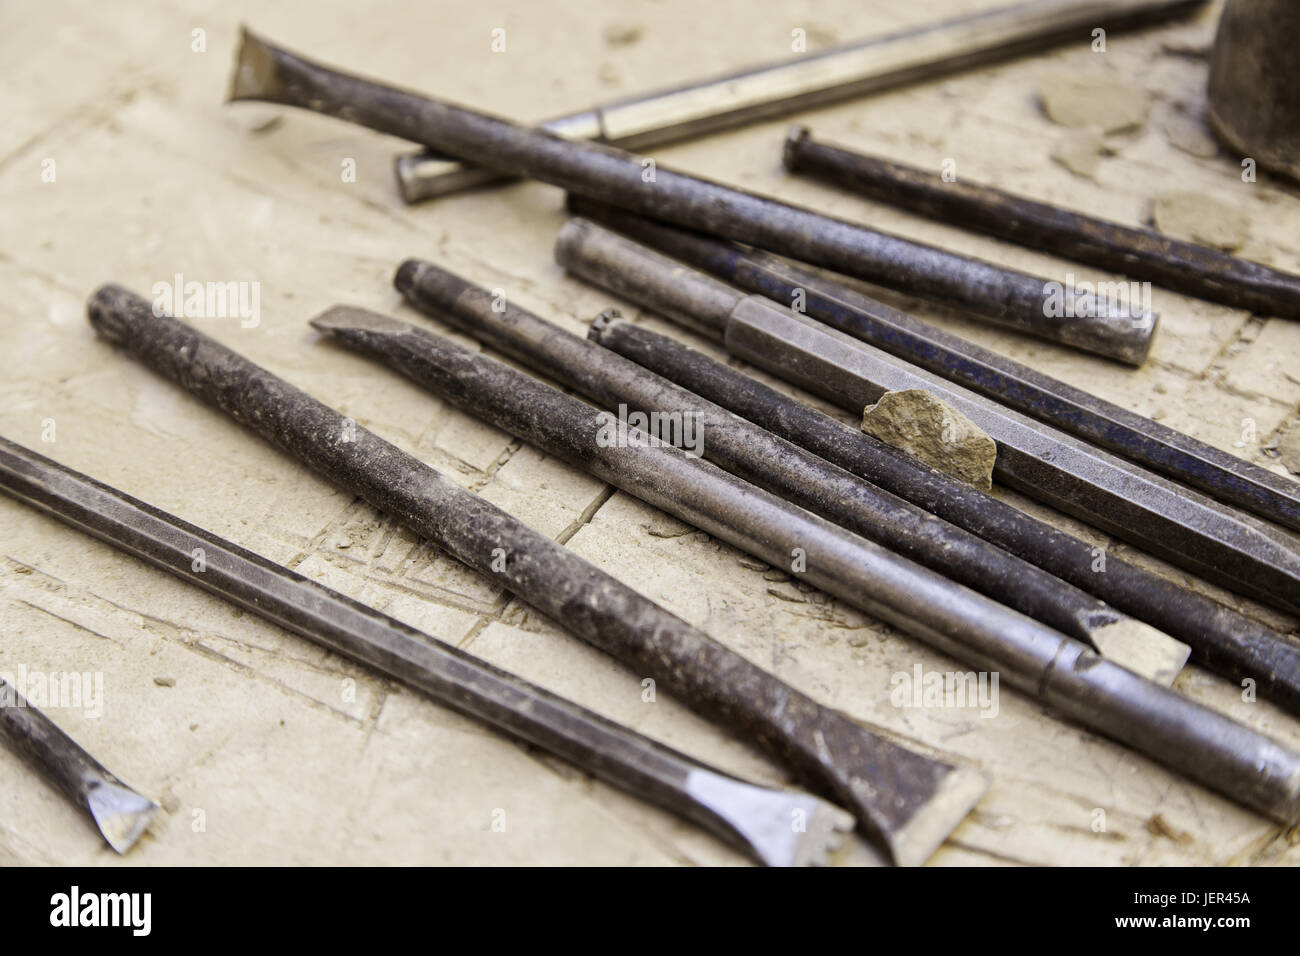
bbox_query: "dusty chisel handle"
[84,285,982,866]
[0,675,157,853]
[227,28,1154,365]
[0,436,855,867]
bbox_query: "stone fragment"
[860,389,997,491]
[1039,74,1149,134]
[1151,191,1250,251]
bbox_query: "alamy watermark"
[152,273,260,328]
[596,403,704,458]
[890,664,999,718]
[0,666,104,718]
[1043,274,1152,321]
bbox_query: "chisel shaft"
[226,28,1155,364]
[0,437,853,867]
[784,126,1300,321]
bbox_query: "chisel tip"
[310,305,408,336]
[886,766,988,868]
[684,768,856,867]
[87,781,159,855]
[1090,620,1191,687]
[227,25,280,104]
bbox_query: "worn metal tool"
[395,0,1207,202]
[86,285,984,867]
[310,300,1300,826]
[0,437,853,867]
[226,28,1156,364]
[0,675,157,854]
[567,197,1300,536]
[1209,0,1300,184]
[783,126,1300,321]
[555,217,1300,615]
[393,258,1188,684]
[588,314,1300,715]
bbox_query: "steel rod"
[0,674,157,854]
[783,126,1300,321]
[85,284,983,867]
[393,257,1189,684]
[555,216,1300,615]
[308,298,1300,825]
[0,437,853,867]
[394,0,1206,202]
[565,196,1300,536]
[226,28,1155,365]
[588,313,1300,714]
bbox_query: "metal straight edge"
[553,215,1300,616]
[309,299,1300,827]
[783,125,1300,321]
[85,285,983,868]
[0,437,854,867]
[394,0,1207,202]
[0,674,157,854]
[565,196,1300,537]
[587,311,1300,715]
[225,28,1156,365]
[392,257,1189,685]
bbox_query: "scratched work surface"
[2,0,1299,866]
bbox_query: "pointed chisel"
[0,675,157,854]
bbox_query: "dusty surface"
[2,0,1299,866]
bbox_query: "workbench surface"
[3,0,1298,866]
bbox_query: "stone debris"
[1151,191,1251,252]
[1039,74,1149,134]
[860,389,997,491]
[1051,130,1111,180]
[1277,428,1300,476]
[1163,119,1220,159]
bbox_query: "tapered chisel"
[225,28,1155,364]
[0,437,853,867]
[587,313,1300,715]
[392,257,1189,684]
[306,301,1300,826]
[554,217,1300,616]
[0,675,157,854]
[86,284,986,867]
[395,0,1207,202]
[565,196,1300,537]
